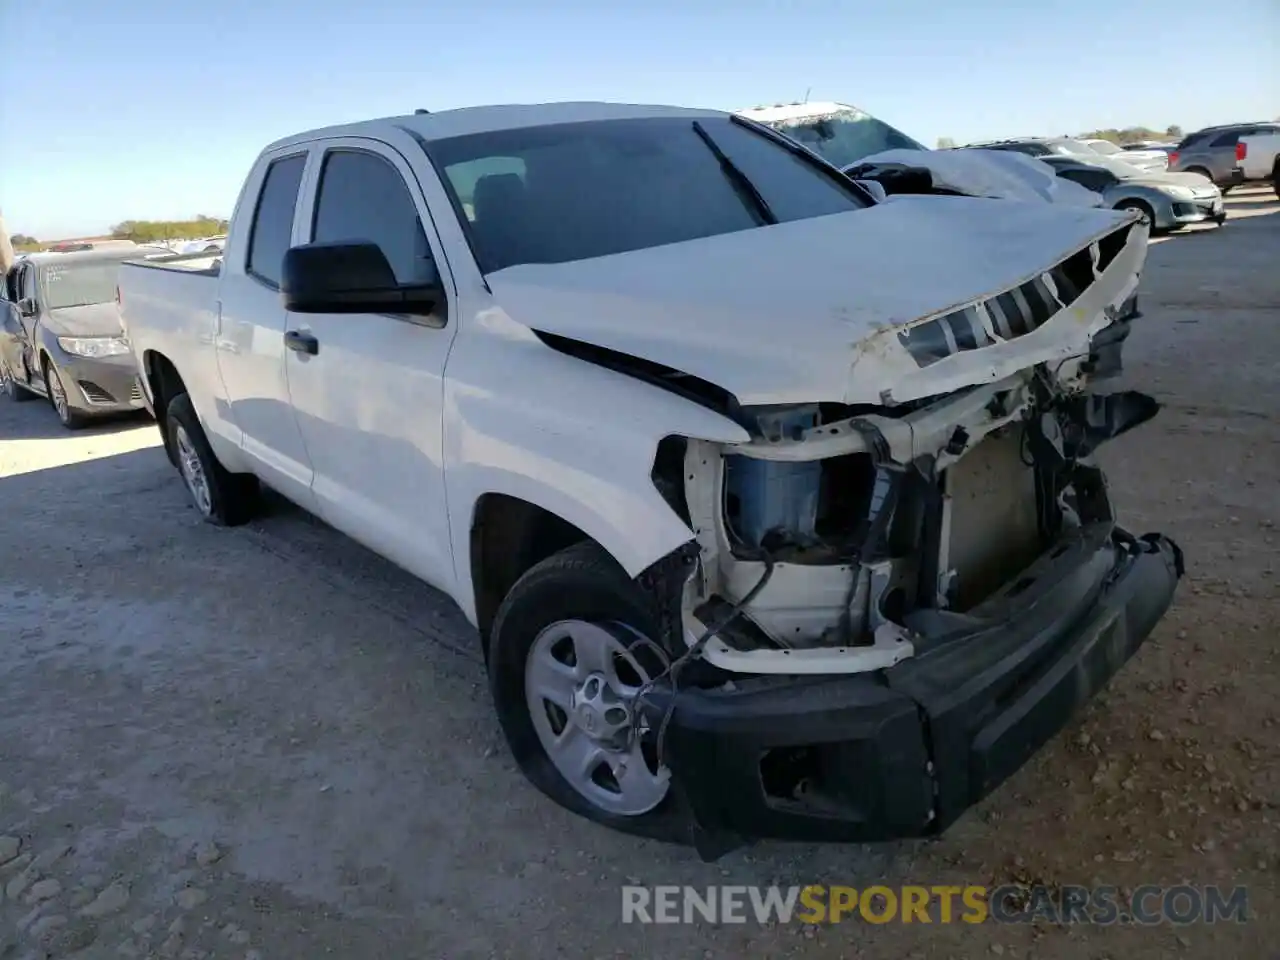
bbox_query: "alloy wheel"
[524,619,670,816]
[174,424,213,516]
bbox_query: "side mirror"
[280,241,443,317]
[853,179,888,203]
[18,297,37,318]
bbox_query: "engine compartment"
[669,339,1159,675]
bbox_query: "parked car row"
[735,100,1263,234]
[93,100,1183,857]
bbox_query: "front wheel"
[165,393,259,525]
[488,541,689,842]
[1117,199,1156,231]
[43,358,87,429]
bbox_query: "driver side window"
[1058,168,1111,193]
[311,149,438,288]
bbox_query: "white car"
[1077,137,1170,173]
[1238,130,1280,190]
[117,102,1182,856]
[736,101,1102,206]
[179,236,226,255]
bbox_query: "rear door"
[214,149,318,509]
[281,135,461,592]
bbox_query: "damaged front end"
[639,217,1184,857]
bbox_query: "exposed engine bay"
[657,220,1158,676]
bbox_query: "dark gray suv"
[1168,123,1280,192]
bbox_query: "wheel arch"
[467,493,596,652]
[142,350,188,464]
[465,482,697,656]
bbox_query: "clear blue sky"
[2,0,1276,238]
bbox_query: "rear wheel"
[488,540,688,842]
[165,392,259,525]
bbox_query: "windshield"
[1055,140,1102,157]
[758,107,926,170]
[1046,155,1150,179]
[1084,140,1122,155]
[424,116,868,273]
[1072,155,1153,179]
[38,258,127,309]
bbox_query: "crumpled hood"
[42,302,125,337]
[847,148,1103,207]
[487,195,1145,406]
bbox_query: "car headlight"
[1164,186,1195,201]
[56,336,131,358]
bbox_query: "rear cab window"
[246,155,307,288]
[422,115,869,274]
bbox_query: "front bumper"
[1168,196,1227,227]
[652,529,1182,850]
[49,348,147,416]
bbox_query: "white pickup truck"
[1238,130,1280,195]
[119,102,1183,858]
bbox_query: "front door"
[17,264,41,386]
[282,137,461,592]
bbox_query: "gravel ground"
[2,187,1277,960]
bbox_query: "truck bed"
[118,251,223,368]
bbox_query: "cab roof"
[264,101,725,153]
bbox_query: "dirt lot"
[2,187,1277,960]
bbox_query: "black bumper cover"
[652,530,1183,853]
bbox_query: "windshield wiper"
[692,120,777,225]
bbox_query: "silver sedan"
[1039,155,1225,232]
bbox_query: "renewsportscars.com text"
[621,884,1249,926]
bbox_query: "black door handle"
[284,330,318,355]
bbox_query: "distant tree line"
[1079,125,1183,144]
[110,216,229,243]
[934,125,1185,149]
[7,216,230,255]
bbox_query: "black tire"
[42,357,88,429]
[488,540,690,843]
[1,357,36,402]
[165,392,259,526]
